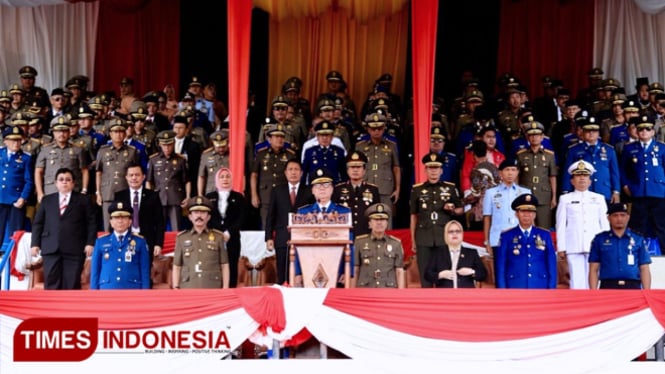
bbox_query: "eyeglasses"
[313,182,332,188]
[638,127,653,132]
[273,107,287,111]
[53,97,64,102]
[369,127,385,131]
[447,230,462,234]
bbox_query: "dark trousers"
[0,203,25,249]
[227,243,240,288]
[599,279,641,289]
[630,197,665,250]
[42,251,86,290]
[275,246,289,285]
[416,245,440,288]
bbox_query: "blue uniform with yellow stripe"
[495,225,557,289]
[90,233,151,289]
[563,142,620,200]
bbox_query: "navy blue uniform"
[496,226,557,289]
[0,148,32,244]
[589,229,651,289]
[563,142,620,201]
[620,140,665,248]
[301,145,347,185]
[90,233,151,289]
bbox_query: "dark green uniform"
[410,180,462,287]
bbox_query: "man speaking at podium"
[294,168,351,286]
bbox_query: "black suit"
[424,245,487,288]
[264,183,314,284]
[178,136,202,188]
[206,190,246,288]
[113,188,165,263]
[31,191,98,289]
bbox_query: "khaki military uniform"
[134,129,156,155]
[600,118,621,144]
[252,147,296,219]
[173,228,228,289]
[354,234,404,288]
[198,148,229,195]
[21,137,41,157]
[410,181,462,287]
[36,143,89,194]
[258,119,305,151]
[332,181,380,237]
[591,100,610,116]
[33,134,52,146]
[516,147,558,229]
[146,152,189,205]
[96,144,139,201]
[355,139,399,202]
[496,109,521,139]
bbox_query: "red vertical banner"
[411,0,438,183]
[228,0,253,193]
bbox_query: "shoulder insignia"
[202,147,213,154]
[516,149,527,155]
[149,152,160,159]
[567,143,578,148]
[365,182,379,188]
[285,148,296,154]
[131,233,144,238]
[443,181,456,187]
[98,233,112,239]
[211,229,225,235]
[355,234,370,239]
[543,149,555,155]
[176,230,188,237]
[387,234,402,242]
[412,182,424,188]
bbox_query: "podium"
[288,212,352,288]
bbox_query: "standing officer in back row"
[34,116,90,202]
[353,203,405,288]
[410,152,463,288]
[172,196,230,289]
[516,119,558,229]
[332,150,380,237]
[0,126,33,247]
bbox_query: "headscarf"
[215,167,233,192]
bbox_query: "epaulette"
[211,229,225,235]
[365,182,379,188]
[98,143,111,149]
[176,230,188,237]
[98,232,112,239]
[285,148,296,154]
[442,181,456,187]
[131,233,144,239]
[174,153,185,159]
[601,143,615,150]
[412,182,424,188]
[387,234,402,242]
[355,234,370,239]
[70,142,85,149]
[125,143,137,151]
[202,147,214,154]
[516,148,527,155]
[567,142,578,148]
[543,148,555,155]
[149,152,160,159]
[334,181,348,188]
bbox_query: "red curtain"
[496,0,594,99]
[93,0,181,96]
[411,0,438,183]
[227,0,252,193]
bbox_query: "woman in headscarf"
[425,220,487,288]
[205,168,246,288]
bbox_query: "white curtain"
[594,0,665,94]
[632,0,665,14]
[0,1,98,93]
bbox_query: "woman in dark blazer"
[206,168,246,288]
[425,220,487,288]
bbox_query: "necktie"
[118,235,124,243]
[321,206,327,214]
[59,195,67,215]
[132,191,140,229]
[290,186,296,206]
[524,230,529,238]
